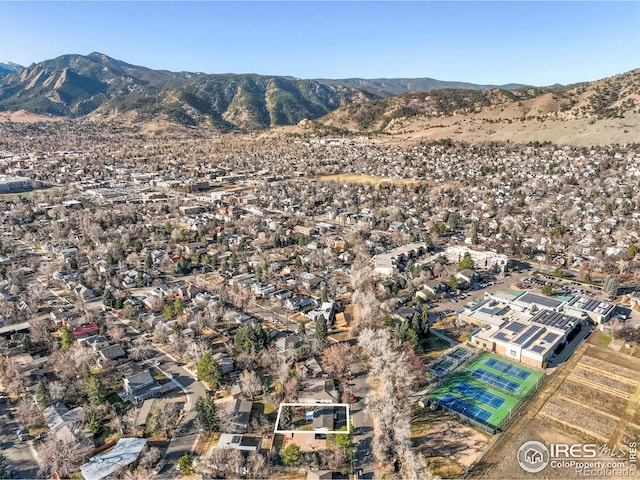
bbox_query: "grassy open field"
[316,173,420,186]
[428,353,543,430]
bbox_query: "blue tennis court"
[439,394,492,424]
[455,382,505,409]
[484,357,531,380]
[447,348,472,362]
[471,368,521,394]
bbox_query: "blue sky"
[0,1,638,86]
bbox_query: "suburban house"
[456,268,480,285]
[212,433,262,453]
[299,272,322,290]
[298,378,339,404]
[84,335,110,351]
[97,344,128,366]
[123,370,161,404]
[42,402,85,443]
[70,322,100,339]
[228,398,253,432]
[307,470,334,480]
[73,284,96,302]
[80,437,148,480]
[276,334,304,354]
[285,295,313,311]
[312,407,336,431]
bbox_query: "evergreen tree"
[195,396,218,433]
[178,454,192,474]
[60,327,74,350]
[298,321,306,337]
[280,405,292,429]
[35,380,51,406]
[234,323,270,355]
[282,444,301,467]
[420,306,430,337]
[21,335,33,353]
[163,304,174,321]
[145,252,153,270]
[196,354,222,389]
[173,298,184,315]
[315,315,328,341]
[603,274,619,298]
[86,415,104,436]
[82,363,92,383]
[457,254,475,271]
[0,452,8,479]
[102,288,115,308]
[87,377,106,406]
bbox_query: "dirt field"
[472,336,640,479]
[411,405,490,477]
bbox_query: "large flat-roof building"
[564,296,615,324]
[0,175,32,193]
[373,242,430,277]
[466,293,585,368]
[444,246,510,272]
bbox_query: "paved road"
[0,399,41,479]
[347,357,374,479]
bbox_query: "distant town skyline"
[1,1,638,86]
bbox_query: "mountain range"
[0,52,528,130]
[0,61,22,77]
[0,52,637,145]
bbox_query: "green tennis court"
[428,353,543,431]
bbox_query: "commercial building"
[0,175,32,193]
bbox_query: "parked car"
[16,429,27,442]
[153,461,167,475]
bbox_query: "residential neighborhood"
[0,122,640,480]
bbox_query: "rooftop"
[80,437,147,480]
[515,292,563,310]
[530,309,577,331]
[567,296,615,316]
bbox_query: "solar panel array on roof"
[505,322,526,333]
[531,345,547,354]
[492,332,511,342]
[517,292,562,309]
[531,310,574,330]
[514,325,541,346]
[542,332,559,343]
[568,296,614,316]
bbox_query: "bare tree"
[321,343,356,380]
[37,435,92,478]
[358,328,427,478]
[239,370,262,400]
[138,446,161,470]
[150,401,180,439]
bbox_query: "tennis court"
[455,381,505,409]
[448,348,472,362]
[428,353,543,431]
[439,394,492,424]
[471,368,520,394]
[484,357,532,380]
